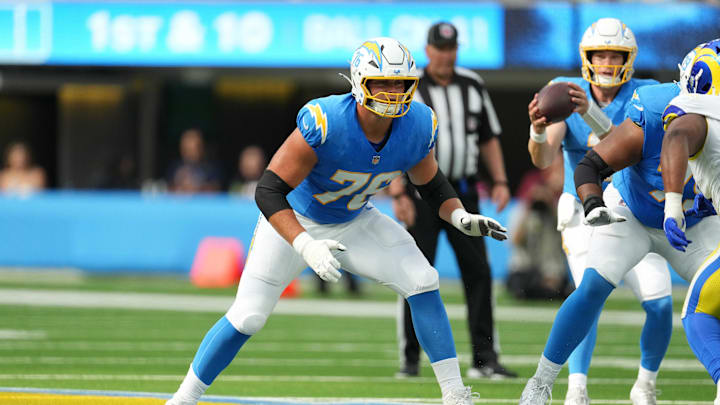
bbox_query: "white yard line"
[0,288,684,327]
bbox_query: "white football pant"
[585,185,720,287]
[559,191,671,301]
[225,204,440,334]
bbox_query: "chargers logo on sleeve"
[429,108,438,150]
[306,103,328,144]
[662,104,687,131]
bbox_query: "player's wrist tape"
[292,231,313,254]
[255,170,294,219]
[529,124,547,143]
[581,101,612,137]
[664,192,684,218]
[415,169,458,214]
[582,195,606,217]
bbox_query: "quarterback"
[520,42,720,405]
[166,37,507,405]
[660,39,720,405]
[527,18,671,405]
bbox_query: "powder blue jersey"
[612,83,700,229]
[554,76,658,200]
[287,93,438,224]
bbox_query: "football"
[536,82,576,123]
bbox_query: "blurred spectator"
[166,128,222,194]
[0,141,46,194]
[98,154,139,190]
[229,145,267,198]
[506,151,570,300]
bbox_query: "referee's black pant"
[398,185,498,369]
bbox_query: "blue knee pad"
[683,312,720,383]
[640,296,673,372]
[544,268,614,365]
[407,290,456,363]
[192,316,251,385]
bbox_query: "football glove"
[450,209,507,241]
[583,206,627,226]
[292,232,346,282]
[664,192,691,252]
[685,193,717,218]
[663,217,691,252]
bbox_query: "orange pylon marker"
[190,237,245,288]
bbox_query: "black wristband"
[583,195,606,217]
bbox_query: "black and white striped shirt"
[414,67,502,182]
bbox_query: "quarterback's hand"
[583,206,627,226]
[663,217,691,252]
[451,209,507,241]
[292,232,346,282]
[528,94,549,134]
[685,193,717,219]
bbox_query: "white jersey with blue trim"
[287,93,437,224]
[612,83,700,229]
[554,76,658,200]
[663,93,720,214]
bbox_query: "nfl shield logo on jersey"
[372,155,381,165]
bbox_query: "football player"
[660,39,720,405]
[166,37,507,405]
[520,42,720,405]
[527,18,672,405]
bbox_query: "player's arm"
[255,128,345,282]
[661,113,712,252]
[574,118,643,225]
[406,150,507,240]
[567,82,614,140]
[256,128,317,244]
[661,113,707,193]
[527,92,568,169]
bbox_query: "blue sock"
[543,268,614,365]
[407,290,456,363]
[192,316,251,385]
[683,312,720,383]
[640,296,673,371]
[567,313,600,375]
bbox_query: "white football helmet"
[346,37,418,118]
[579,18,637,87]
[678,39,720,95]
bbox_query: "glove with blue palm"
[685,192,717,219]
[663,192,691,252]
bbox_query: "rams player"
[660,39,720,405]
[520,42,720,405]
[166,37,507,405]
[527,18,671,405]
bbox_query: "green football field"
[0,270,714,404]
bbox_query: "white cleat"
[519,376,553,405]
[629,380,657,405]
[564,385,590,405]
[442,386,478,405]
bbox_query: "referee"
[390,22,516,379]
